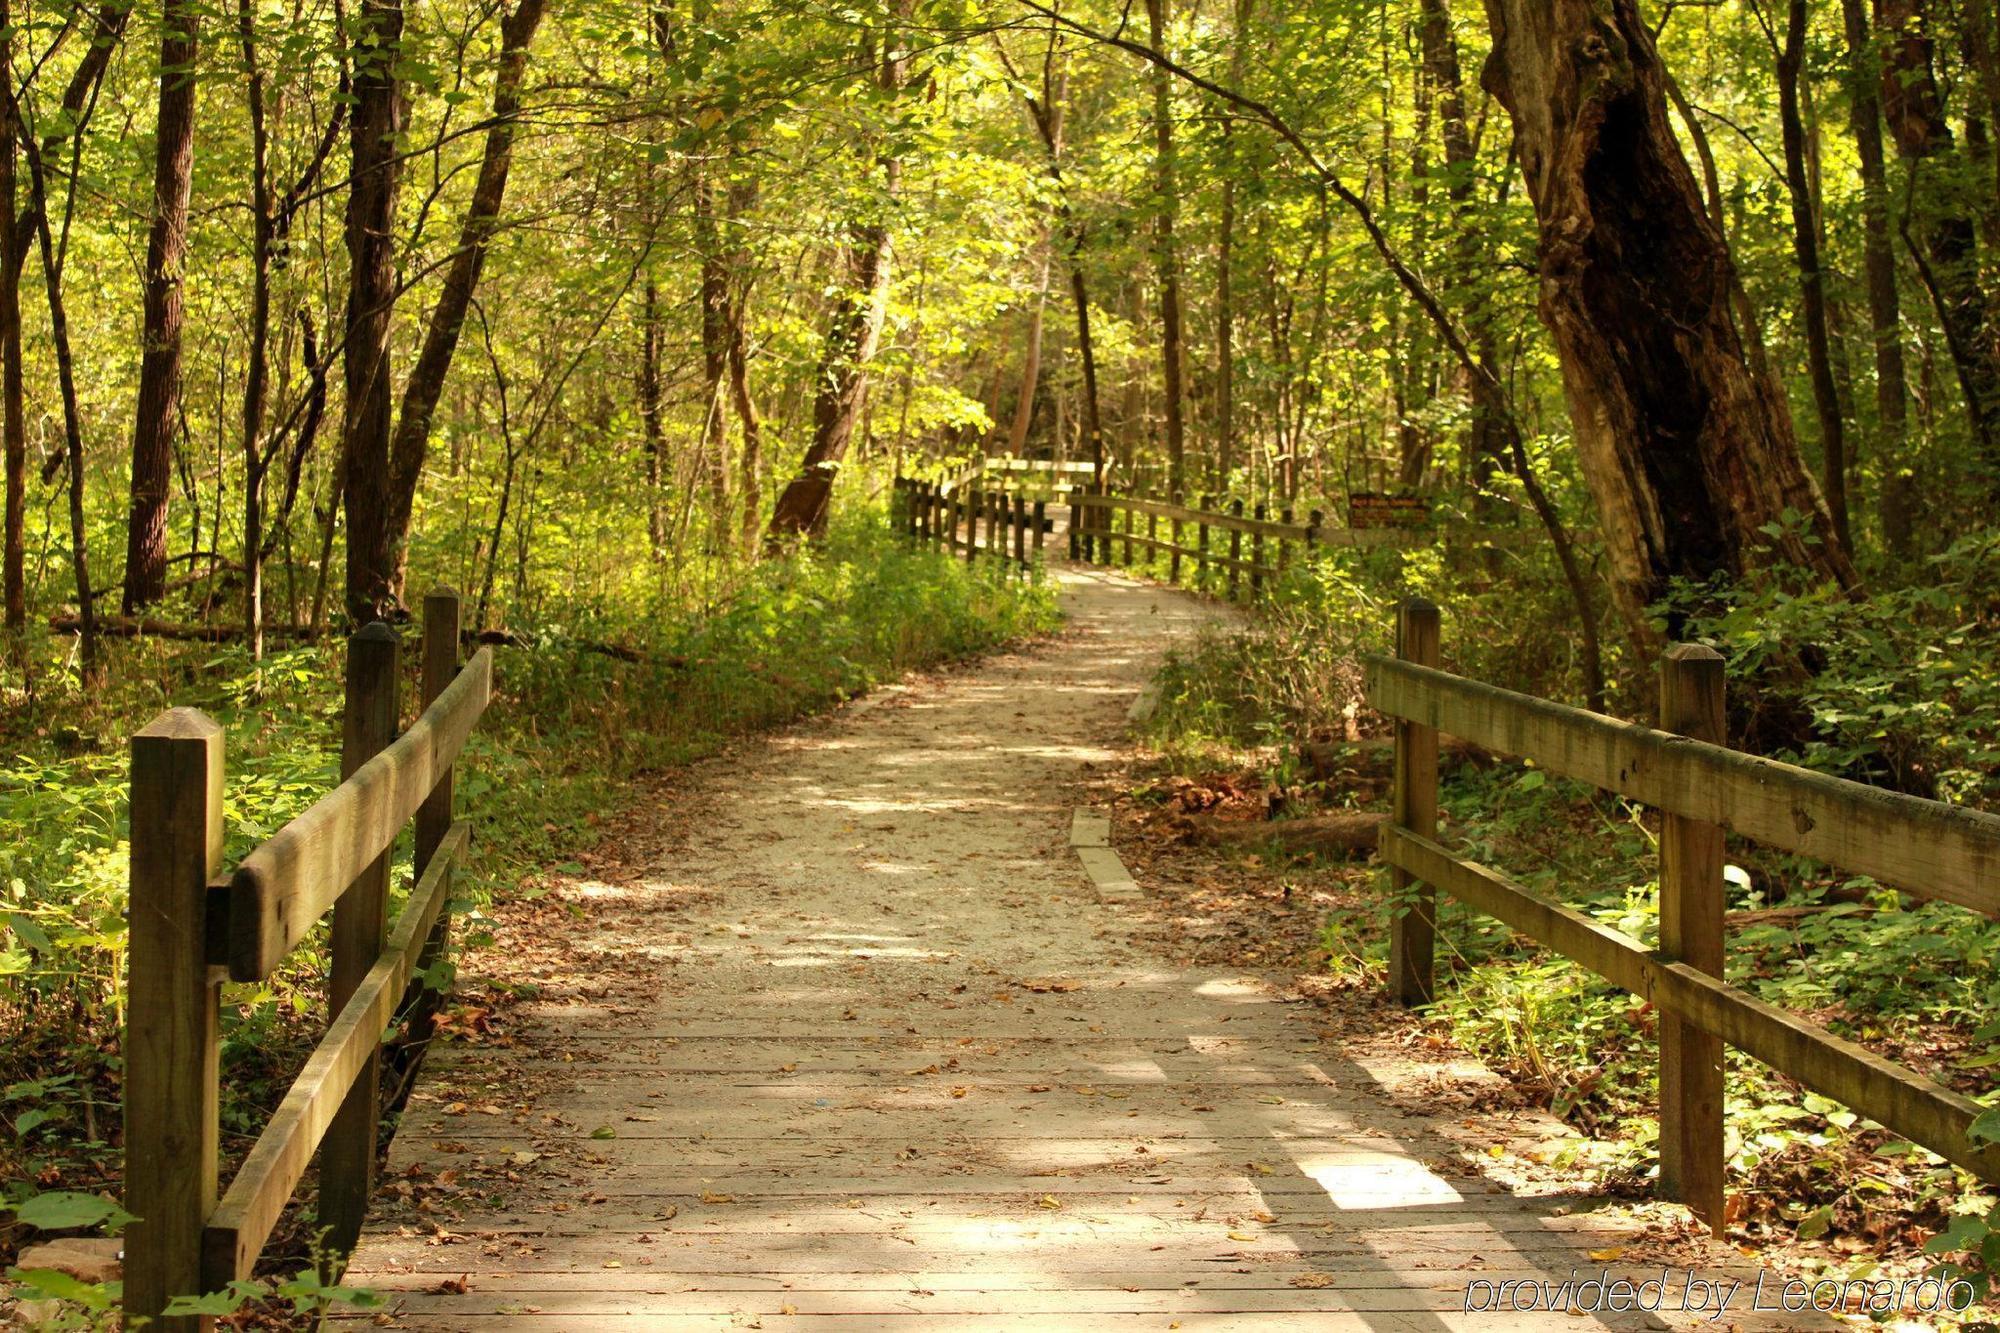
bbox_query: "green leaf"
[1796,1204,1833,1241]
[1923,1214,1988,1255]
[164,1289,250,1316]
[13,1191,133,1232]
[1968,1107,2000,1147]
[6,1267,115,1309]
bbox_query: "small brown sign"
[1348,493,1431,529]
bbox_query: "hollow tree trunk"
[123,0,200,613]
[382,0,547,599]
[1479,0,1856,644]
[341,0,407,624]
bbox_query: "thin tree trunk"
[1843,0,1912,554]
[382,0,548,598]
[638,280,666,552]
[341,0,407,624]
[1774,0,1854,553]
[1005,236,1052,456]
[1144,0,1187,500]
[122,0,200,613]
[0,0,21,636]
[1214,0,1253,492]
[694,167,732,549]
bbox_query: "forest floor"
[337,565,1820,1330]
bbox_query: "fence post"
[125,709,226,1331]
[321,622,400,1267]
[1658,643,1727,1233]
[1252,503,1268,597]
[1170,515,1182,584]
[409,588,462,1045]
[1033,500,1047,562]
[964,491,977,565]
[1146,510,1158,575]
[1279,506,1294,575]
[1307,508,1324,555]
[1228,499,1244,599]
[1199,498,1211,586]
[1121,502,1133,565]
[1013,493,1027,567]
[988,488,1002,562]
[1387,598,1441,1007]
[1068,488,1082,560]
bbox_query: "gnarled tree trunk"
[1479,0,1856,644]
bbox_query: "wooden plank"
[1387,601,1440,1007]
[1363,654,2000,917]
[1656,645,1726,1231]
[1068,809,1110,848]
[224,645,492,980]
[1380,825,2000,1181]
[323,623,400,1263]
[124,709,226,1332]
[202,823,470,1287]
[1076,845,1141,902]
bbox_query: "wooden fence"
[124,588,492,1329]
[1366,599,2000,1230]
[894,476,1049,572]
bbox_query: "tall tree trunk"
[341,0,407,624]
[1876,0,2000,493]
[241,0,273,657]
[766,9,910,542]
[1773,0,1854,553]
[123,0,200,613]
[638,280,666,552]
[1005,235,1052,456]
[726,172,764,557]
[381,0,547,599]
[1214,0,1253,492]
[1479,0,1856,644]
[1842,0,1912,554]
[1144,0,1188,500]
[0,0,21,636]
[694,167,732,549]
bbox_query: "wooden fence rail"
[1365,599,2000,1231]
[124,587,493,1330]
[893,476,1048,574]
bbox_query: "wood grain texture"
[1363,654,2000,916]
[224,644,492,980]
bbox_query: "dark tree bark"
[122,0,200,613]
[1479,0,1856,642]
[766,8,909,542]
[1144,0,1187,500]
[637,280,666,552]
[1841,0,1911,554]
[1772,0,1854,552]
[693,167,732,549]
[341,0,408,624]
[0,0,21,635]
[1876,0,2000,492]
[1214,0,1253,491]
[381,0,548,598]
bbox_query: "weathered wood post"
[1013,494,1028,567]
[1252,503,1268,598]
[408,588,462,1045]
[1121,502,1133,566]
[1170,515,1182,584]
[1198,497,1211,586]
[1658,643,1727,1232]
[1146,510,1159,575]
[322,622,400,1266]
[125,708,226,1331]
[1228,499,1244,599]
[964,491,978,565]
[1306,508,1324,557]
[1387,598,1441,1007]
[1279,507,1294,575]
[1033,499,1047,563]
[1068,487,1083,561]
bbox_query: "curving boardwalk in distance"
[341,564,1813,1331]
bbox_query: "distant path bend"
[344,565,1798,1331]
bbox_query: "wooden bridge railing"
[124,588,492,1330]
[894,476,1048,573]
[1367,599,2000,1231]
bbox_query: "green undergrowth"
[1137,533,2000,1318]
[0,513,1057,1319]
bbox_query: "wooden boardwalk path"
[342,566,1805,1330]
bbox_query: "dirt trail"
[343,566,1806,1331]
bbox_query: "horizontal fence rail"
[1364,599,2000,1232]
[124,587,492,1330]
